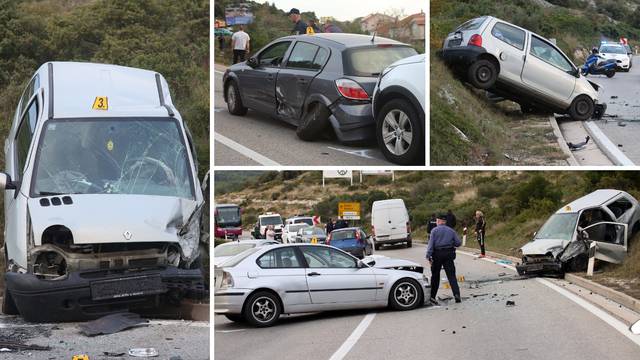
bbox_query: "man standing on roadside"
[426,214,462,305]
[446,209,457,229]
[231,25,250,64]
[475,210,487,258]
[288,8,308,35]
[326,218,334,234]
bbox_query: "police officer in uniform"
[288,8,308,35]
[426,214,462,305]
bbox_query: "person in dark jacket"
[334,217,349,230]
[427,214,437,235]
[446,209,457,229]
[326,218,334,234]
[475,210,487,257]
[323,19,343,33]
[426,214,462,304]
[288,8,308,35]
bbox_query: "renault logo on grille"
[123,231,132,240]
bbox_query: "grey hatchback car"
[223,33,417,143]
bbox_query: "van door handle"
[307,272,321,276]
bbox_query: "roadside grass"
[430,56,566,165]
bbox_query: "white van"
[371,199,411,250]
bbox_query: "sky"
[268,0,425,22]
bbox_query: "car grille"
[523,254,554,264]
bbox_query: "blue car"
[327,227,373,259]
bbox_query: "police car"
[599,42,631,71]
[1,62,205,322]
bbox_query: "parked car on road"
[214,239,279,266]
[327,227,373,259]
[372,54,425,165]
[440,16,606,121]
[214,244,428,327]
[295,226,327,244]
[252,212,284,240]
[516,189,640,276]
[282,223,308,243]
[599,43,631,71]
[1,62,205,322]
[285,215,314,226]
[223,33,417,144]
[371,199,411,250]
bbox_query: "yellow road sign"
[338,202,360,220]
[92,96,108,110]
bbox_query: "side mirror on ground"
[0,173,16,190]
[247,57,258,68]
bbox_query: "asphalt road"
[213,66,393,166]
[0,317,209,359]
[585,63,640,164]
[214,243,640,360]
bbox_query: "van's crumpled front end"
[516,239,589,277]
[5,196,206,322]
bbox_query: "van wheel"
[468,59,498,89]
[2,286,18,315]
[243,291,281,327]
[568,95,595,121]
[226,80,248,116]
[606,69,616,78]
[389,279,422,310]
[407,240,412,248]
[376,99,423,165]
[297,103,329,141]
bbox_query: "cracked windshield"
[33,119,193,198]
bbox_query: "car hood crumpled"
[520,239,568,257]
[28,194,202,262]
[364,254,424,273]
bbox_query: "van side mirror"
[0,173,16,190]
[247,57,258,68]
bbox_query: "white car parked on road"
[214,244,428,327]
[372,54,425,165]
[599,43,631,71]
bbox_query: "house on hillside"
[388,12,425,45]
[360,13,395,34]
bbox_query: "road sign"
[312,215,321,225]
[338,202,360,220]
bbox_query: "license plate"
[90,275,164,301]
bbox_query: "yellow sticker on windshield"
[311,237,317,244]
[107,140,114,151]
[92,96,108,110]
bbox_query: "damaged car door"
[241,41,292,114]
[276,41,328,122]
[582,222,628,264]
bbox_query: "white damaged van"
[1,62,206,322]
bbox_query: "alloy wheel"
[382,109,413,156]
[227,85,237,111]
[251,296,276,323]
[394,282,418,307]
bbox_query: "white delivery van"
[371,199,411,250]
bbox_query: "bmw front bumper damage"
[5,266,205,322]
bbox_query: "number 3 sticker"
[92,96,108,110]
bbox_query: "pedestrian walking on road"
[264,225,276,241]
[475,210,487,257]
[427,213,437,235]
[288,8,309,35]
[446,209,457,229]
[426,214,462,305]
[231,25,250,64]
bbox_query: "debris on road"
[128,348,159,357]
[78,312,148,336]
[495,260,512,265]
[103,351,126,357]
[506,300,516,307]
[567,136,590,151]
[611,95,618,99]
[618,121,627,127]
[498,272,507,277]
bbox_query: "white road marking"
[216,328,246,333]
[457,250,640,346]
[328,313,376,360]
[214,132,282,166]
[326,146,384,161]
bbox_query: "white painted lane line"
[458,250,640,346]
[326,146,384,161]
[216,328,246,333]
[214,132,282,166]
[328,313,376,360]
[537,278,640,347]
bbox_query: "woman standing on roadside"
[475,210,487,258]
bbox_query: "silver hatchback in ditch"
[440,16,606,121]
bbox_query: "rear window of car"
[331,230,356,240]
[455,17,487,32]
[491,22,525,50]
[218,247,261,268]
[215,243,255,257]
[343,46,418,77]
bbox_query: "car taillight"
[221,271,234,288]
[326,233,331,245]
[468,34,482,47]
[335,79,369,100]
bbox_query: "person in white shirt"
[231,25,250,64]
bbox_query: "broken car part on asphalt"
[1,62,207,322]
[78,312,148,336]
[128,348,159,357]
